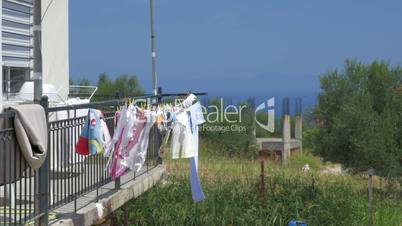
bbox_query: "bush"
[314,60,402,177]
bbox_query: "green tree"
[77,77,91,86]
[94,73,144,101]
[314,60,402,176]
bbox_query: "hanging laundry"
[162,94,207,202]
[76,109,111,156]
[170,95,204,159]
[107,105,132,180]
[188,100,206,202]
[121,111,156,172]
[106,104,158,179]
[101,93,207,203]
[170,113,196,159]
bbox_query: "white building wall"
[0,0,69,106]
[42,0,69,100]
[0,0,2,110]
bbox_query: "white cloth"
[100,119,112,152]
[176,111,189,126]
[121,114,156,172]
[182,94,197,108]
[188,101,206,202]
[171,119,195,159]
[188,102,205,127]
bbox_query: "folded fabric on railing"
[0,115,26,185]
[8,104,48,170]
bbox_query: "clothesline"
[74,93,207,202]
[47,92,207,113]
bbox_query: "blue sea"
[200,90,318,116]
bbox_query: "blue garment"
[76,109,105,155]
[189,132,205,202]
[188,102,206,202]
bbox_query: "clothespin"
[130,98,135,106]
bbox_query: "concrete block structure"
[257,97,303,164]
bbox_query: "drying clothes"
[188,102,205,131]
[121,113,156,172]
[171,101,205,159]
[188,102,206,202]
[76,109,111,156]
[181,94,197,108]
[123,108,147,158]
[190,155,205,202]
[171,119,195,159]
[109,106,146,179]
[9,104,48,170]
[108,106,156,179]
[104,107,127,158]
[101,119,112,153]
[176,110,189,126]
[108,106,131,180]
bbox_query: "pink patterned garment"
[124,109,147,156]
[109,110,129,180]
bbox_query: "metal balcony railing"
[0,94,164,225]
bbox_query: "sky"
[69,0,402,107]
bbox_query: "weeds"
[114,141,402,226]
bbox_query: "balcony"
[0,96,166,225]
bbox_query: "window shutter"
[2,0,33,68]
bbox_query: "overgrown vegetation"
[313,60,402,177]
[113,142,402,226]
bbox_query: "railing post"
[157,87,163,165]
[36,95,49,226]
[115,91,121,190]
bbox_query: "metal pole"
[150,0,158,95]
[36,95,49,226]
[33,0,43,103]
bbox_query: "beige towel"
[9,104,48,170]
[0,115,27,185]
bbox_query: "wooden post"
[259,160,265,208]
[368,168,374,226]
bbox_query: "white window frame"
[0,0,3,105]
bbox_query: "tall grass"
[114,140,402,226]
